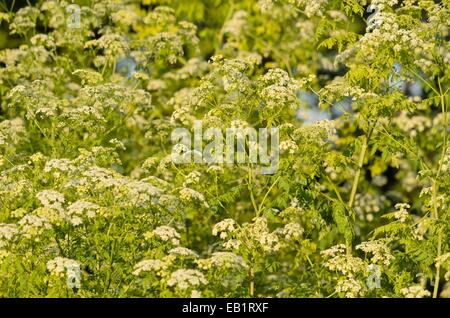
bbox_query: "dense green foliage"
[0,0,449,298]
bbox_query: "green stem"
[258,175,281,216]
[432,79,447,298]
[436,79,448,178]
[407,67,439,95]
[325,175,345,206]
[348,134,369,209]
[247,168,259,216]
[248,264,254,297]
[346,124,374,256]
[432,180,442,298]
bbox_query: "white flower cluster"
[394,203,410,222]
[353,193,388,222]
[222,239,241,250]
[371,0,399,10]
[170,88,196,125]
[72,69,103,86]
[29,152,45,163]
[291,0,328,17]
[71,166,163,211]
[183,171,201,187]
[132,259,169,276]
[66,200,100,226]
[259,69,299,109]
[279,198,304,219]
[296,120,337,147]
[280,223,304,241]
[259,0,327,17]
[327,10,348,22]
[34,205,70,225]
[146,79,166,91]
[0,118,27,146]
[9,7,40,35]
[212,219,237,239]
[168,247,199,259]
[213,218,282,253]
[400,285,431,298]
[356,239,394,266]
[165,58,209,82]
[85,34,129,59]
[18,215,51,238]
[36,190,65,212]
[111,8,140,27]
[257,0,275,12]
[47,257,81,289]
[189,79,216,109]
[393,111,432,138]
[155,194,179,212]
[230,119,250,131]
[338,10,433,65]
[207,165,223,173]
[115,180,162,208]
[435,253,450,270]
[47,257,80,276]
[179,187,209,208]
[279,140,299,155]
[222,10,247,38]
[39,1,69,29]
[145,226,181,246]
[0,224,18,248]
[321,78,378,102]
[220,56,255,84]
[44,158,77,178]
[191,290,202,298]
[400,170,421,193]
[141,157,159,170]
[336,277,364,298]
[197,252,248,270]
[80,166,126,189]
[323,161,344,180]
[321,244,365,276]
[167,269,208,290]
[242,217,281,253]
[321,244,368,297]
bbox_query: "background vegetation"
[0,0,449,298]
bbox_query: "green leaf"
[332,202,354,245]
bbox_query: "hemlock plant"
[0,0,448,298]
